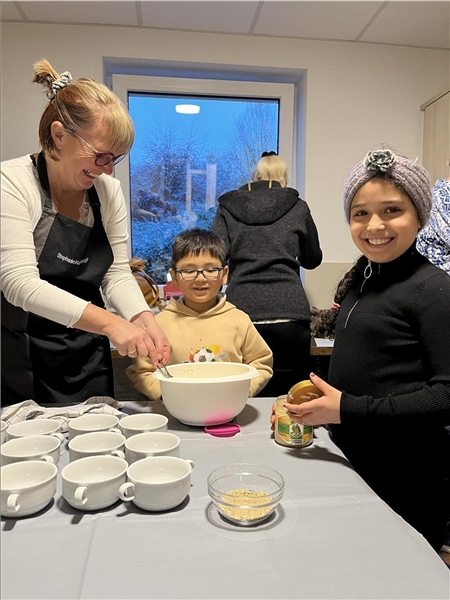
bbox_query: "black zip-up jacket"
[329,245,450,549]
[212,180,322,321]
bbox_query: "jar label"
[276,415,313,447]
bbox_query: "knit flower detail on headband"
[46,71,73,100]
[364,149,396,173]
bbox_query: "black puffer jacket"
[212,180,322,321]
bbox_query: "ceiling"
[2,1,449,51]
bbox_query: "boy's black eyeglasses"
[175,268,223,281]
[72,132,127,167]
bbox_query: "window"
[114,76,295,283]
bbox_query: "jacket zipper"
[343,261,373,329]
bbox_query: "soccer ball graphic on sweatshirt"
[192,347,216,363]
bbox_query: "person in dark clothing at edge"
[212,152,322,396]
[284,148,450,553]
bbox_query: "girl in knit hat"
[284,148,450,553]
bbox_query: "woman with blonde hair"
[1,59,170,405]
[212,152,322,396]
[251,153,288,187]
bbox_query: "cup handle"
[41,455,55,464]
[112,449,125,459]
[74,486,88,506]
[51,432,64,443]
[118,482,135,502]
[7,493,20,513]
[185,459,195,472]
[110,428,121,435]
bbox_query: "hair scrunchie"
[46,71,73,100]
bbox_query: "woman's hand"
[284,373,342,426]
[74,305,170,366]
[103,317,158,361]
[130,311,171,367]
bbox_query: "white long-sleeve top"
[1,155,150,327]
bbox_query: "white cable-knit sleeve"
[1,160,89,326]
[97,177,151,321]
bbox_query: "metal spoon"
[157,360,173,378]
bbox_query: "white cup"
[125,432,181,464]
[1,435,61,465]
[1,421,7,445]
[62,455,128,511]
[1,460,58,517]
[68,431,126,462]
[68,414,121,440]
[6,419,64,443]
[119,456,194,511]
[118,414,168,439]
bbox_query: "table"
[310,337,334,356]
[2,399,449,600]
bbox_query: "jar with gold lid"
[274,395,313,448]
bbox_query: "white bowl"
[118,414,168,438]
[1,421,7,445]
[1,461,58,517]
[62,455,128,511]
[1,435,61,465]
[152,362,259,426]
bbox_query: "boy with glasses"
[126,228,273,401]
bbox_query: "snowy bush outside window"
[129,94,279,283]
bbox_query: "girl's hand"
[283,373,342,426]
[270,401,276,431]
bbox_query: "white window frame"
[112,75,295,255]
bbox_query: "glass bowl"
[207,463,285,526]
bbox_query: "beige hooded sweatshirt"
[126,294,273,400]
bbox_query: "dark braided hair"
[311,255,368,339]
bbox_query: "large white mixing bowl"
[152,362,259,426]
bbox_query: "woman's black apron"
[1,152,114,405]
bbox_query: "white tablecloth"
[2,398,449,600]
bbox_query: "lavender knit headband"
[343,149,432,229]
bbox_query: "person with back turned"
[212,152,322,396]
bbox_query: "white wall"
[2,21,448,273]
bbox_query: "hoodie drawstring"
[247,180,273,191]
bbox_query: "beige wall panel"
[304,262,352,309]
[422,91,450,183]
[1,22,449,263]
